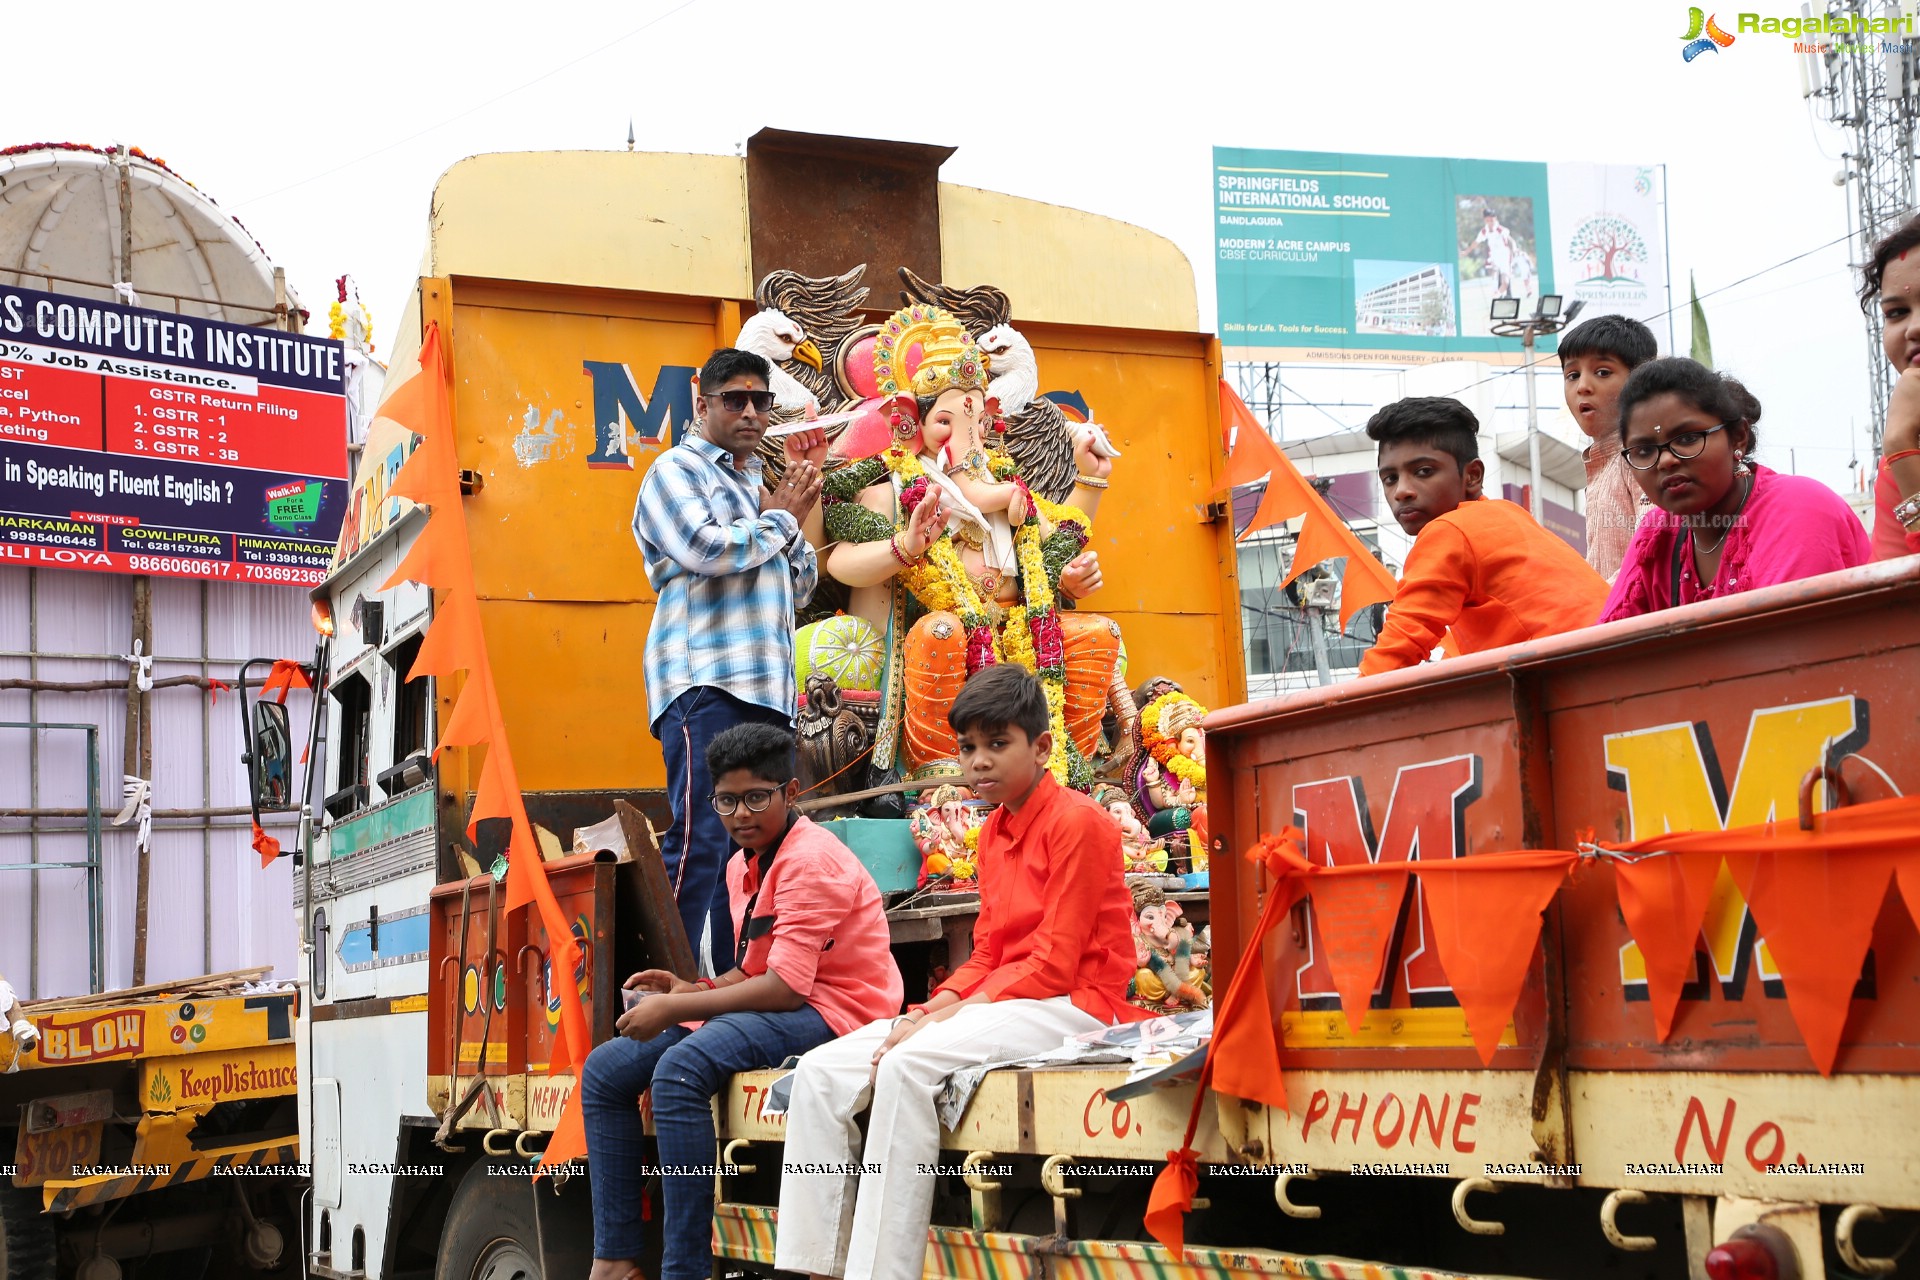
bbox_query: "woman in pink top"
[580,723,901,1280]
[1601,359,1871,621]
[1860,216,1920,558]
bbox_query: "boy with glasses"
[633,347,826,972]
[1358,396,1608,675]
[581,723,901,1280]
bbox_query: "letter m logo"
[1605,696,1869,999]
[1292,755,1483,1009]
[582,361,697,469]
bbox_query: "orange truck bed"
[1200,557,1920,1270]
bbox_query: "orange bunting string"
[1215,381,1395,625]
[1605,793,1920,1072]
[1408,852,1578,1064]
[376,321,596,1174]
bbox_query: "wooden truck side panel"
[1205,558,1920,1209]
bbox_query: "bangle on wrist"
[1075,473,1110,490]
[906,1003,930,1017]
[694,977,717,990]
[889,534,913,566]
[1894,491,1920,529]
[1886,447,1920,466]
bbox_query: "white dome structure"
[0,142,300,325]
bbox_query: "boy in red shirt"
[774,665,1144,1280]
[1359,396,1608,676]
[581,723,900,1280]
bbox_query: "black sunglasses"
[704,390,776,414]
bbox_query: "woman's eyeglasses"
[709,788,780,816]
[704,390,777,414]
[1622,423,1728,470]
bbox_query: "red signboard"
[0,285,348,583]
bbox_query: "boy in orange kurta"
[1358,397,1608,676]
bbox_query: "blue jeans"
[655,686,789,971]
[581,1007,833,1277]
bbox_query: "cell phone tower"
[1800,2,1920,448]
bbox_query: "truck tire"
[0,1182,57,1280]
[434,1162,543,1280]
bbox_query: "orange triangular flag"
[382,510,468,593]
[1215,380,1286,493]
[434,679,492,758]
[1725,848,1894,1076]
[1614,851,1722,1042]
[1144,1147,1200,1257]
[1303,865,1409,1033]
[407,590,486,681]
[1898,853,1920,939]
[1411,853,1575,1064]
[1278,508,1348,590]
[373,367,434,439]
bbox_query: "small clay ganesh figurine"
[1132,690,1209,873]
[909,783,980,886]
[1128,882,1209,1011]
[1092,783,1166,874]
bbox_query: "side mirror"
[250,701,294,811]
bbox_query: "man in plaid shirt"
[633,347,824,972]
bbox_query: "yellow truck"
[258,129,1920,1280]
[1,973,302,1279]
[276,130,1247,1280]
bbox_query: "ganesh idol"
[799,304,1130,787]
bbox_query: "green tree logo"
[1569,216,1649,284]
[149,1072,173,1104]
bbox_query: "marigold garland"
[1141,690,1208,794]
[883,443,1081,782]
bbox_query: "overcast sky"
[9,0,1888,492]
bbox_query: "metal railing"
[0,722,105,993]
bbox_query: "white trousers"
[772,997,1102,1280]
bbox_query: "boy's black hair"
[1364,396,1480,470]
[1557,314,1657,369]
[1615,357,1763,450]
[699,347,772,392]
[706,723,796,785]
[1860,214,1920,313]
[948,664,1049,742]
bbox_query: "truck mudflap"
[712,1203,1518,1280]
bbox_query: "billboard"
[0,285,347,584]
[1215,148,1669,364]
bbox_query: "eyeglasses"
[1622,423,1729,471]
[703,390,776,414]
[709,788,781,816]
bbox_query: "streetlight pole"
[1491,295,1582,525]
[1522,322,1542,522]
